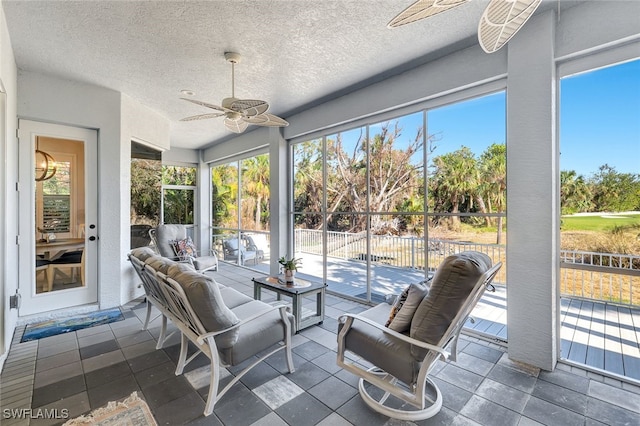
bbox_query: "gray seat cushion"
[166,264,240,348]
[410,251,492,359]
[193,255,218,271]
[218,300,294,366]
[339,303,418,386]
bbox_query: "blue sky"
[560,59,639,177]
[357,59,639,177]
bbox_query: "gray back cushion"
[144,256,175,275]
[166,264,240,348]
[410,251,491,358]
[129,246,156,262]
[155,225,187,257]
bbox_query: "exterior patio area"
[1,262,639,426]
[249,254,640,384]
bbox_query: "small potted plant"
[278,256,302,283]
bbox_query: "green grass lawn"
[561,214,640,231]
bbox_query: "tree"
[130,158,161,224]
[429,147,479,229]
[479,144,507,243]
[292,140,324,229]
[590,164,640,212]
[211,164,238,228]
[242,155,270,230]
[560,170,593,214]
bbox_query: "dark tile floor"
[2,264,640,425]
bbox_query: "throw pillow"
[174,237,197,261]
[386,283,429,333]
[385,286,410,327]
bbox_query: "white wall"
[0,3,18,368]
[120,94,170,303]
[18,72,123,309]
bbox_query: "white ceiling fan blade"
[478,0,542,53]
[224,118,249,133]
[247,113,289,127]
[180,112,226,121]
[231,99,269,117]
[388,0,470,28]
[181,97,228,112]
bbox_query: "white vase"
[284,269,295,283]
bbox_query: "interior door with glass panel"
[18,120,98,316]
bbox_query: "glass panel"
[427,92,506,222]
[211,163,239,229]
[425,214,506,273]
[130,148,161,248]
[238,154,270,268]
[162,188,194,224]
[560,59,640,306]
[240,154,270,231]
[293,214,323,283]
[326,127,366,213]
[367,213,429,303]
[162,165,196,186]
[324,214,368,301]
[293,139,323,213]
[369,112,425,214]
[35,138,85,294]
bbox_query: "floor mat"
[21,308,124,342]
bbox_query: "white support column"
[269,127,288,276]
[197,152,211,255]
[506,10,560,371]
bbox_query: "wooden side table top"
[252,275,327,295]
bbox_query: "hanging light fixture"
[35,139,57,181]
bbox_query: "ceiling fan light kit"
[180,52,289,134]
[389,0,542,53]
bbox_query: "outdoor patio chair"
[149,224,218,273]
[222,237,258,265]
[336,251,502,421]
[242,233,266,262]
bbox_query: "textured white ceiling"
[2,0,567,149]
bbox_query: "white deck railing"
[294,229,640,307]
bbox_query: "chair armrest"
[196,305,288,344]
[338,312,449,359]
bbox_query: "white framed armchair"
[336,251,502,421]
[150,224,218,273]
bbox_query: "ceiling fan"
[180,52,288,134]
[388,0,542,54]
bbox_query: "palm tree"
[560,170,592,214]
[242,155,270,230]
[430,147,478,229]
[479,144,506,243]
